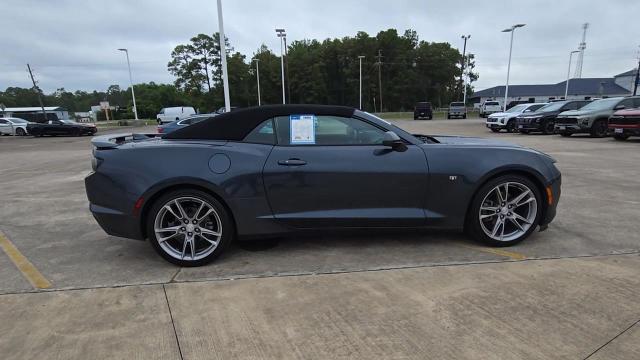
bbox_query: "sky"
[1,0,638,94]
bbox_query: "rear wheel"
[520,130,530,134]
[590,119,607,138]
[490,128,500,133]
[613,134,629,141]
[147,189,234,266]
[467,175,542,247]
[428,116,432,120]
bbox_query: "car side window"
[243,118,276,145]
[619,98,635,109]
[0,120,7,124]
[273,115,386,146]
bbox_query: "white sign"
[99,101,110,110]
[290,114,315,144]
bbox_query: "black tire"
[613,134,629,141]
[146,189,234,267]
[560,132,571,137]
[467,174,543,247]
[15,128,26,136]
[490,128,500,133]
[520,130,530,134]
[462,114,467,119]
[590,119,608,138]
[428,116,432,120]
[542,121,555,135]
[447,115,451,119]
[413,116,418,120]
[505,120,515,133]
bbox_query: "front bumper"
[609,124,640,136]
[485,121,506,129]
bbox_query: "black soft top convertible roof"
[165,104,355,140]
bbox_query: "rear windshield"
[450,102,464,107]
[485,101,499,105]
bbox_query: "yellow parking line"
[0,231,51,289]
[461,244,527,260]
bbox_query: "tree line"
[0,28,477,119]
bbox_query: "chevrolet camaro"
[85,105,561,266]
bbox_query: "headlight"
[579,117,590,125]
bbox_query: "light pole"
[460,35,470,101]
[358,55,365,110]
[463,56,470,106]
[501,24,525,111]
[252,58,261,106]
[217,0,231,112]
[565,50,580,99]
[276,28,286,104]
[117,48,139,120]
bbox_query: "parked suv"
[447,102,466,119]
[555,96,640,137]
[479,101,501,117]
[608,108,640,141]
[516,100,590,135]
[486,103,546,132]
[413,102,433,120]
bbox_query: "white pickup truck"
[479,101,502,118]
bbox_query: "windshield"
[535,102,566,112]
[579,98,620,111]
[506,104,528,113]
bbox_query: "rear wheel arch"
[139,182,236,240]
[464,168,548,232]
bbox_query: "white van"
[156,107,196,124]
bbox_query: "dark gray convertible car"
[85,105,561,266]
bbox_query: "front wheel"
[590,119,607,138]
[542,121,555,135]
[490,128,500,133]
[560,132,571,137]
[467,175,542,247]
[15,128,26,136]
[147,189,234,266]
[505,120,515,133]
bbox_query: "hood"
[520,110,557,118]
[488,111,510,117]
[431,135,523,148]
[557,109,593,117]
[613,108,640,116]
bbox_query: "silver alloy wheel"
[154,196,222,261]
[478,181,537,242]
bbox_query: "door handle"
[278,159,307,166]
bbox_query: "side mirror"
[614,105,625,110]
[382,131,407,151]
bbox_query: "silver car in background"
[486,103,547,133]
[0,117,30,136]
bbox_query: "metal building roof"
[472,78,630,98]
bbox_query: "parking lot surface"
[1,118,639,359]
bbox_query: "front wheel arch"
[463,169,548,234]
[139,183,237,241]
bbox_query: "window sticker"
[290,114,316,144]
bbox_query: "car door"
[0,119,10,134]
[262,114,429,228]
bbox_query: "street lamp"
[217,0,231,112]
[501,24,525,111]
[275,28,286,104]
[117,48,139,120]
[252,58,261,106]
[460,35,471,102]
[358,56,365,110]
[565,50,580,99]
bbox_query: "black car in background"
[27,119,97,137]
[516,100,591,134]
[413,102,433,120]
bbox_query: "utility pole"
[460,35,471,101]
[375,50,383,112]
[574,23,589,79]
[283,36,291,104]
[217,0,231,112]
[252,58,261,105]
[27,64,48,122]
[276,28,286,104]
[634,57,640,96]
[358,55,365,110]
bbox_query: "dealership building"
[471,69,637,106]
